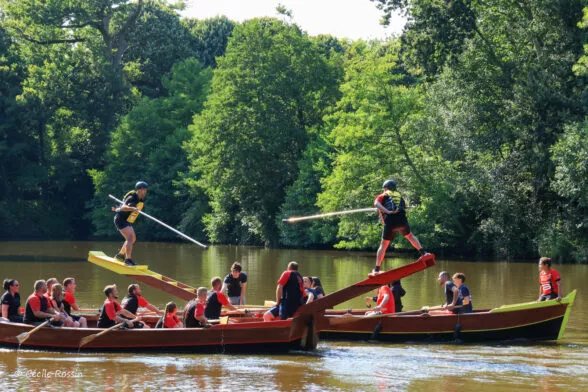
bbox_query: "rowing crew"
[1,278,88,328]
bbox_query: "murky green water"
[0,241,586,391]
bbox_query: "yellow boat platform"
[88,251,198,301]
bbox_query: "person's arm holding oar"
[117,307,142,326]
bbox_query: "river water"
[0,241,586,391]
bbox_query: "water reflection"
[0,241,587,391]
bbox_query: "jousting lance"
[109,194,207,249]
[282,208,377,223]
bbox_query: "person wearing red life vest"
[537,257,562,302]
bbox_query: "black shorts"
[537,293,558,302]
[279,301,300,320]
[8,314,23,323]
[70,314,81,322]
[114,215,131,231]
[382,222,411,241]
[268,306,279,318]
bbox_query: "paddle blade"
[16,331,30,344]
[78,333,97,347]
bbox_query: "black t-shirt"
[1,291,20,318]
[223,272,248,297]
[115,192,140,222]
[445,281,456,305]
[205,292,222,320]
[391,281,406,312]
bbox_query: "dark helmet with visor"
[135,181,149,190]
[382,179,397,190]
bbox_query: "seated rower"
[537,257,562,302]
[391,280,406,313]
[264,261,305,322]
[183,287,208,328]
[438,271,459,310]
[45,277,59,305]
[49,283,78,327]
[97,284,141,328]
[121,284,163,328]
[163,302,183,328]
[23,280,64,326]
[365,282,395,316]
[303,277,317,304]
[2,279,23,323]
[62,278,88,328]
[311,277,325,299]
[205,277,238,321]
[452,273,473,314]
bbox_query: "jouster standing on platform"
[112,181,149,266]
[373,180,427,274]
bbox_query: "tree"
[186,18,341,246]
[547,122,588,262]
[124,2,198,97]
[183,16,236,68]
[391,0,587,259]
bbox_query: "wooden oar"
[326,305,464,326]
[109,194,207,249]
[79,322,124,348]
[421,305,463,312]
[16,319,51,344]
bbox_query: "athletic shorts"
[382,222,411,241]
[70,314,81,322]
[114,215,131,231]
[228,296,243,306]
[279,301,300,320]
[268,306,279,318]
[537,293,558,302]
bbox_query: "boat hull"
[318,290,576,343]
[0,318,307,353]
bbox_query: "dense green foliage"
[1,1,586,261]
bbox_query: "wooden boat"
[317,290,577,343]
[0,317,311,353]
[86,251,577,344]
[0,252,435,352]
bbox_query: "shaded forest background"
[1,0,586,262]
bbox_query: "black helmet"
[382,180,397,190]
[135,181,149,190]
